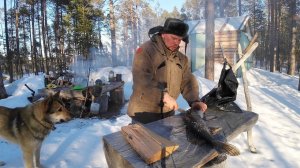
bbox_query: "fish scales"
[183,109,240,156]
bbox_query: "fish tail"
[213,140,240,156]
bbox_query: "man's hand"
[191,101,207,112]
[163,92,178,110]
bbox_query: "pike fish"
[182,109,240,157]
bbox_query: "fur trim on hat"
[162,18,189,37]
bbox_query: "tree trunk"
[37,3,44,73]
[238,0,242,16]
[0,71,8,99]
[288,0,296,76]
[109,0,117,67]
[219,0,224,17]
[54,0,60,71]
[15,0,21,78]
[31,3,38,75]
[45,5,53,72]
[204,0,215,81]
[22,15,27,75]
[275,1,281,72]
[298,73,300,91]
[60,7,65,73]
[264,0,271,70]
[41,0,49,74]
[269,0,276,72]
[0,1,8,96]
[132,3,138,52]
[4,0,13,83]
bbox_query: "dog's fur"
[0,91,71,168]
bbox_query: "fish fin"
[209,127,222,135]
[213,141,240,156]
[205,153,227,167]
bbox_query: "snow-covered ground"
[0,65,299,168]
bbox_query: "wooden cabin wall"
[214,31,240,65]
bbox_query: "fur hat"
[162,18,189,37]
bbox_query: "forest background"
[0,0,299,97]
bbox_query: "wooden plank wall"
[214,31,240,65]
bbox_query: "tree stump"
[109,87,124,105]
[99,94,109,114]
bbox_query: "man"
[127,18,207,124]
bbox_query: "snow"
[0,65,299,168]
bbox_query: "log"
[121,123,179,164]
[110,87,124,105]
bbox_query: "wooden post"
[232,42,258,72]
[99,94,109,113]
[243,33,258,54]
[237,44,252,111]
[230,33,259,153]
[237,41,257,153]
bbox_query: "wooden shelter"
[181,15,253,72]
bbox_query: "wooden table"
[103,104,258,168]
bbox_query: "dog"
[0,91,71,168]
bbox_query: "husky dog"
[0,91,71,168]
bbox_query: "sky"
[0,63,299,168]
[156,0,185,12]
[0,0,186,16]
